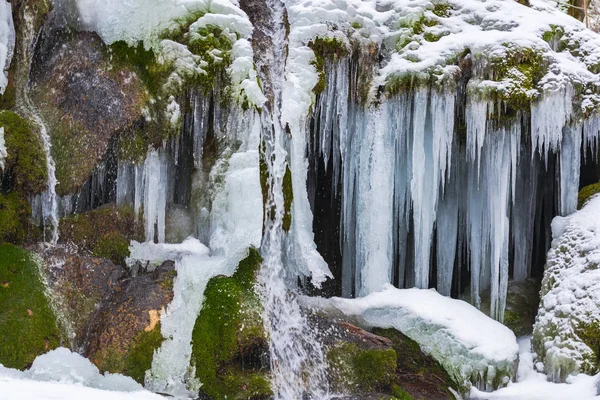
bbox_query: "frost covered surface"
[471,337,600,400]
[0,348,160,398]
[533,195,600,382]
[308,285,519,391]
[0,0,14,95]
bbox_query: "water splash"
[255,0,330,397]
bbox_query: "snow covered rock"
[308,285,519,392]
[533,195,600,382]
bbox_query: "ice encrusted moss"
[533,195,600,382]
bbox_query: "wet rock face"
[29,30,146,195]
[83,260,175,382]
[38,246,128,345]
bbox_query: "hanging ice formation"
[307,57,596,320]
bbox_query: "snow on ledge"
[306,285,519,392]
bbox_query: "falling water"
[256,0,330,397]
[15,6,59,245]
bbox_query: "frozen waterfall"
[308,59,596,320]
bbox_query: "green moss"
[308,37,349,96]
[392,385,413,400]
[351,21,363,29]
[282,165,293,232]
[92,232,131,266]
[424,32,441,42]
[0,244,63,369]
[487,45,547,111]
[432,2,452,18]
[542,25,565,47]
[327,342,397,393]
[108,41,167,97]
[0,192,37,245]
[574,320,600,373]
[191,248,270,399]
[95,323,164,384]
[118,129,149,164]
[578,183,600,209]
[0,67,16,110]
[123,325,164,384]
[0,111,48,194]
[59,205,137,265]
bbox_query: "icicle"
[530,85,573,162]
[141,149,167,243]
[411,89,454,289]
[559,124,582,216]
[355,106,394,296]
[466,98,489,172]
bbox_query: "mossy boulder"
[0,110,47,194]
[311,314,458,399]
[578,182,600,210]
[84,261,176,384]
[37,247,128,347]
[190,248,271,399]
[0,243,63,369]
[30,31,147,195]
[59,204,138,266]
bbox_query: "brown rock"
[83,261,176,372]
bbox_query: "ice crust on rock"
[533,195,600,382]
[308,285,519,391]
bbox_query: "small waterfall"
[27,107,59,245]
[15,6,59,245]
[255,0,330,397]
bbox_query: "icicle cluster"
[311,59,592,319]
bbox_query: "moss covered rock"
[327,342,397,393]
[59,204,137,266]
[190,248,271,399]
[84,261,176,383]
[38,247,128,347]
[578,182,600,210]
[0,243,63,369]
[312,315,458,399]
[0,110,48,194]
[30,31,146,195]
